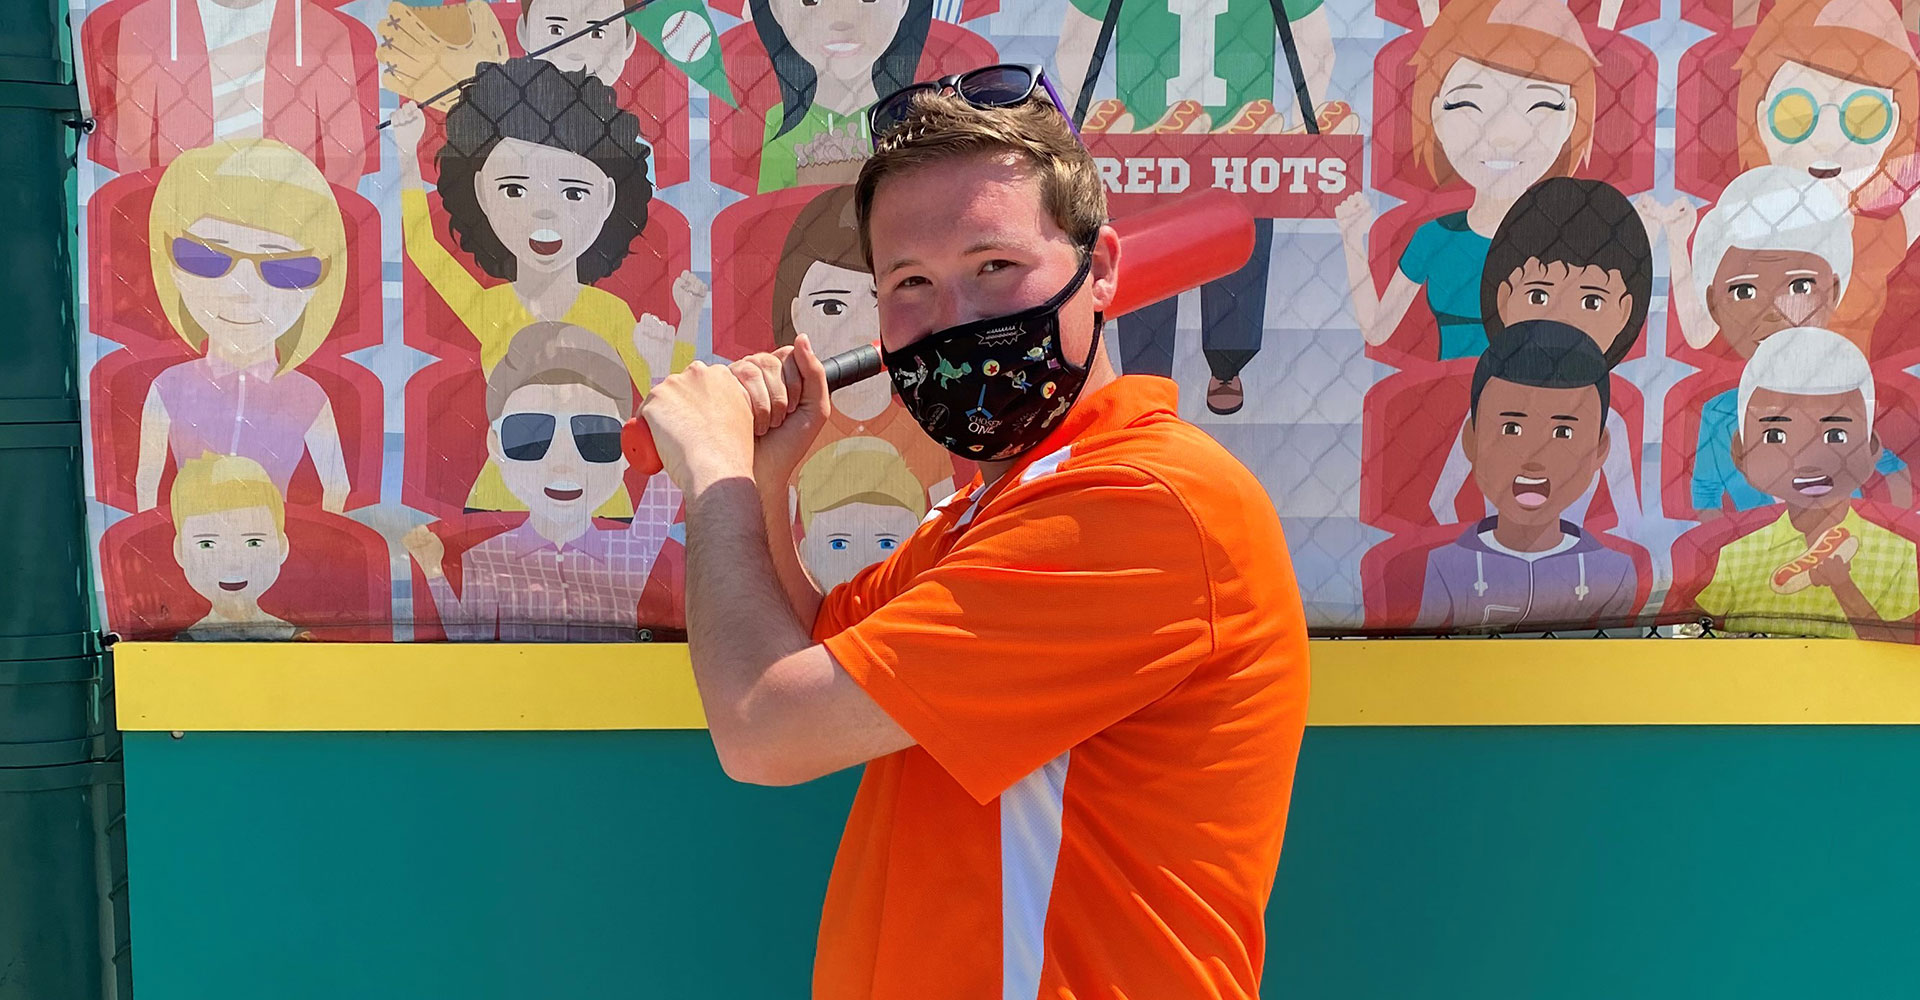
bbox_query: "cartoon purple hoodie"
[1416,517,1641,630]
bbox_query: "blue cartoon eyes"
[829,539,848,550]
[878,538,898,551]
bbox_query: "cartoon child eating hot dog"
[1694,326,1920,640]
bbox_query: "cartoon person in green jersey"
[1056,0,1354,414]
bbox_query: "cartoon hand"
[377,0,508,110]
[1334,191,1372,242]
[672,270,710,319]
[403,524,446,580]
[390,101,427,158]
[1809,553,1856,591]
[633,313,676,381]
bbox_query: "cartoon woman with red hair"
[1336,0,1598,361]
[1740,0,1920,346]
[1656,0,1920,353]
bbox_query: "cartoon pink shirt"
[151,356,328,493]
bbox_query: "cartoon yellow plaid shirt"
[1696,508,1920,639]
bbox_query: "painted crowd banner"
[68,0,1920,642]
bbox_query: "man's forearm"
[685,477,820,743]
[759,479,826,627]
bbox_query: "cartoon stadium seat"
[407,0,691,189]
[86,170,384,514]
[1679,0,1782,32]
[1361,521,1652,631]
[1661,498,1920,622]
[709,185,836,361]
[400,191,692,360]
[1660,364,1920,521]
[80,0,379,183]
[1374,0,1660,31]
[1360,361,1642,532]
[1367,23,1656,203]
[400,358,669,521]
[101,506,393,642]
[406,511,687,640]
[1673,30,1750,202]
[1359,193,1470,369]
[708,20,999,196]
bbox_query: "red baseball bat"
[623,188,1257,475]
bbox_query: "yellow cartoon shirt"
[402,189,696,516]
[1696,508,1920,639]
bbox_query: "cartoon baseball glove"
[377,0,510,110]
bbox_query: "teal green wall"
[125,727,1920,998]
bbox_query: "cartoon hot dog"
[1770,525,1861,594]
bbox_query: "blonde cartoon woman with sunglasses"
[135,139,352,513]
[1647,0,1920,353]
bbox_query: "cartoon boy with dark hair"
[1417,321,1641,630]
[391,57,706,516]
[1431,177,1651,528]
[403,322,681,641]
[1694,326,1919,641]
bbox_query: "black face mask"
[881,251,1103,463]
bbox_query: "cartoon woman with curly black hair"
[392,56,706,516]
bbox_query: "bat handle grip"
[621,343,889,477]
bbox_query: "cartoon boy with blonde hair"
[169,453,298,641]
[794,437,927,589]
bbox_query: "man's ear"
[1089,223,1120,313]
[1595,424,1613,466]
[1460,412,1477,465]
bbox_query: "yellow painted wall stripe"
[114,638,1920,732]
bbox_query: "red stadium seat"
[101,506,393,641]
[708,20,999,196]
[86,171,384,513]
[709,185,836,361]
[1673,31,1748,201]
[407,0,691,189]
[400,192,692,359]
[1361,361,1641,531]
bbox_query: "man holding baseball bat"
[639,65,1309,998]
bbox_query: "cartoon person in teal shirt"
[1337,0,1598,361]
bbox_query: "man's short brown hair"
[854,91,1106,265]
[487,322,636,421]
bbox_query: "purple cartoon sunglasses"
[171,236,329,291]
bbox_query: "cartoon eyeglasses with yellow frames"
[1767,87,1896,146]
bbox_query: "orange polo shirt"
[810,375,1310,999]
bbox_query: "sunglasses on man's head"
[868,64,1079,142]
[170,236,329,291]
[498,412,625,463]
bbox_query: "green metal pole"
[0,1,121,997]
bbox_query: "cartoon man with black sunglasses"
[403,322,679,640]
